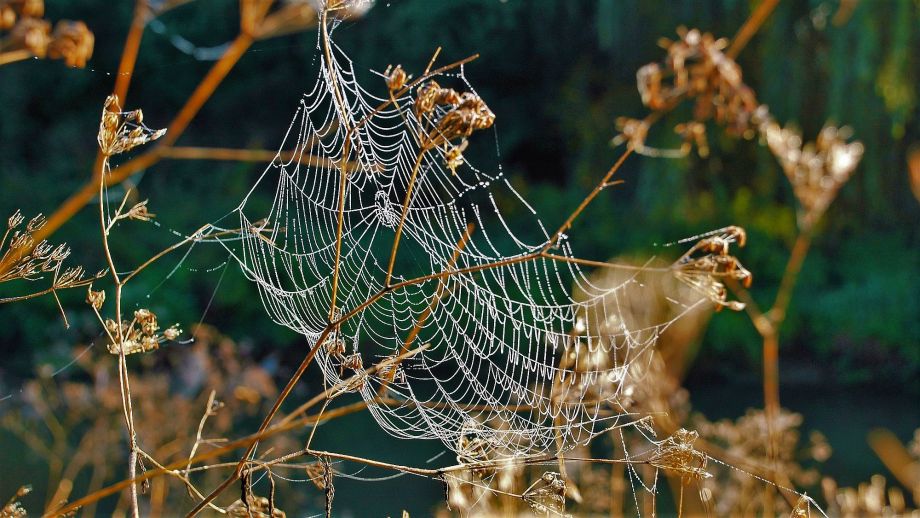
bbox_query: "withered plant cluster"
[0,0,93,67]
[0,210,102,326]
[1,326,295,517]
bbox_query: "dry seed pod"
[649,428,711,480]
[227,495,286,518]
[763,122,864,228]
[7,17,50,57]
[48,20,93,68]
[384,64,409,92]
[672,226,750,311]
[85,287,105,310]
[97,95,166,157]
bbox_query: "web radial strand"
[227,27,700,458]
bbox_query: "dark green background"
[1,0,918,514]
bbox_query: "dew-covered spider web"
[217,12,709,462]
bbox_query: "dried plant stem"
[727,0,781,59]
[113,0,148,104]
[0,49,31,66]
[99,155,141,518]
[385,150,429,286]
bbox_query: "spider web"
[219,13,706,461]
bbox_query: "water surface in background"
[688,381,919,488]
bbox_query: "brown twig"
[726,0,781,59]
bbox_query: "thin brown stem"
[385,150,431,286]
[727,0,781,59]
[0,49,32,66]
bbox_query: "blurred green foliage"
[0,0,917,391]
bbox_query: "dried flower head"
[227,495,286,518]
[104,308,180,355]
[628,27,769,155]
[414,80,460,119]
[649,428,711,480]
[8,17,51,57]
[672,226,750,311]
[97,95,166,157]
[384,64,409,92]
[520,472,572,517]
[1,485,31,518]
[763,122,864,229]
[47,20,93,68]
[126,199,155,222]
[433,91,495,144]
[444,138,468,174]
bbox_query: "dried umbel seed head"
[444,138,468,175]
[672,226,750,311]
[25,213,46,232]
[126,199,155,222]
[85,287,105,310]
[763,121,864,228]
[384,64,409,92]
[97,95,166,157]
[522,472,571,517]
[48,20,94,68]
[635,26,768,150]
[649,428,711,480]
[434,92,495,142]
[414,80,461,119]
[227,495,286,518]
[53,265,88,288]
[7,209,24,229]
[8,17,51,57]
[162,326,180,341]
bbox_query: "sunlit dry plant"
[0,0,93,67]
[1,325,287,517]
[693,407,831,515]
[616,26,769,156]
[762,122,865,229]
[648,428,711,481]
[822,474,919,517]
[522,472,571,517]
[671,226,751,311]
[227,495,286,518]
[98,95,166,158]
[1,486,31,518]
[0,209,101,325]
[413,79,495,173]
[101,308,181,355]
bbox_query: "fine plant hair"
[3,1,913,518]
